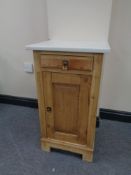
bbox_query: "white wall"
[46,0,112,42]
[1,0,131,113]
[0,0,48,98]
[100,0,131,112]
[47,0,131,112]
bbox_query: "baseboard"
[0,94,38,108]
[96,117,100,128]
[1,95,130,123]
[0,94,100,127]
[100,108,131,123]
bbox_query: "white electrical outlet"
[24,63,33,73]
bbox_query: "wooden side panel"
[87,54,103,151]
[33,51,47,138]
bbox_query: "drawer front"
[40,55,93,71]
[68,56,93,71]
[40,55,63,69]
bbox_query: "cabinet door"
[43,72,91,145]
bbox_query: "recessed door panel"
[53,83,79,134]
[43,72,91,145]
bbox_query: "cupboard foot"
[41,142,51,152]
[82,152,93,162]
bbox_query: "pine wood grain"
[33,51,103,162]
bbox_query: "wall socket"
[24,63,33,73]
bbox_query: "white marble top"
[26,40,110,53]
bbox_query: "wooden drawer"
[40,54,93,71]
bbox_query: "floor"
[0,103,131,175]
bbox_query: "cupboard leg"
[41,142,51,152]
[82,152,93,162]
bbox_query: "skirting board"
[1,95,131,124]
[100,108,131,123]
[0,94,100,127]
[0,94,38,108]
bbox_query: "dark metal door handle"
[63,60,69,70]
[46,107,52,112]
